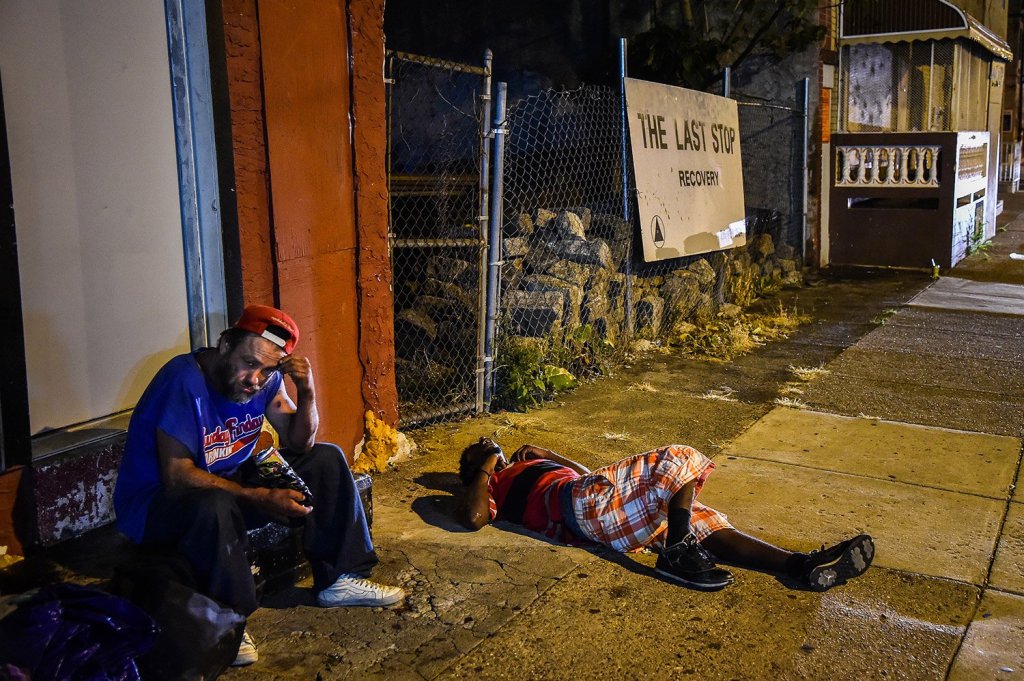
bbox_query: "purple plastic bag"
[0,583,157,681]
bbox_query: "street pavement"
[230,196,1024,680]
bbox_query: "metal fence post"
[798,77,810,261]
[483,82,507,407]
[475,50,493,413]
[619,38,634,338]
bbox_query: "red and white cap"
[233,304,299,354]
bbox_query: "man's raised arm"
[511,444,591,475]
[266,354,318,453]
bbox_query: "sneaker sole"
[654,567,734,591]
[317,592,406,608]
[807,535,875,592]
[232,654,258,667]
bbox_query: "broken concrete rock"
[522,274,583,328]
[504,236,531,259]
[533,208,557,231]
[547,259,593,288]
[566,206,593,231]
[661,272,704,321]
[553,237,612,269]
[523,239,561,274]
[426,255,471,284]
[422,278,475,314]
[505,290,564,337]
[515,212,535,236]
[782,270,804,288]
[687,258,716,287]
[750,233,775,260]
[546,210,587,239]
[634,295,664,336]
[394,308,437,360]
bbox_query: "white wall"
[0,0,191,433]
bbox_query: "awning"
[840,0,1013,61]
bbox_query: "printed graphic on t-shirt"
[203,414,265,467]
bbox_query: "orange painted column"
[349,0,399,425]
[257,0,365,454]
[221,0,396,455]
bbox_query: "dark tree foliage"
[628,0,825,91]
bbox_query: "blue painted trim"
[164,0,228,348]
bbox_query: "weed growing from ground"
[871,309,898,325]
[673,303,811,361]
[626,381,659,393]
[789,364,830,381]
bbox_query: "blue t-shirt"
[113,351,283,543]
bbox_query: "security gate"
[386,51,492,425]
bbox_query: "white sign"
[625,77,745,261]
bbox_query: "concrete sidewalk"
[232,200,1024,680]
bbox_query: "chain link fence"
[492,85,806,410]
[386,52,490,426]
[386,51,809,419]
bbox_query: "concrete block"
[725,407,1020,498]
[699,457,1004,584]
[949,590,1024,680]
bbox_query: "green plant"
[493,337,547,411]
[492,337,583,412]
[547,324,617,381]
[967,219,992,259]
[871,308,897,325]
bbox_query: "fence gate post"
[619,37,634,338]
[483,82,507,407]
[798,77,810,261]
[475,50,493,413]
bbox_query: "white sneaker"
[317,573,406,608]
[232,629,258,666]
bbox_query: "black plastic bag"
[109,552,245,681]
[0,582,157,680]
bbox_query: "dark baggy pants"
[140,443,378,616]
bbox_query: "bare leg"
[700,528,794,573]
[665,481,697,546]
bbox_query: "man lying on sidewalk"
[459,438,874,591]
[114,305,405,667]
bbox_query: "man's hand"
[249,487,312,518]
[481,451,506,475]
[267,355,319,452]
[278,355,314,395]
[510,444,554,463]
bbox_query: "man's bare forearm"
[287,387,319,452]
[515,445,591,475]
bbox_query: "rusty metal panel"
[843,0,965,37]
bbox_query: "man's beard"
[214,360,253,403]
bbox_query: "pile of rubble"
[391,206,802,403]
[501,208,802,344]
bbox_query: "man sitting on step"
[114,305,405,667]
[459,438,874,591]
